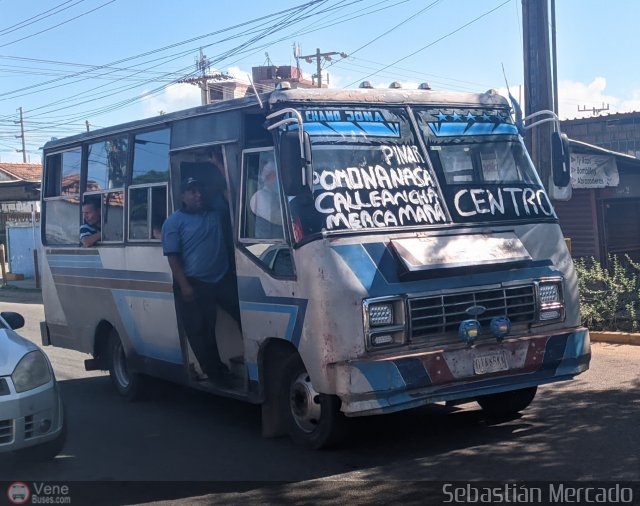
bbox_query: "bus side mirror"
[552,132,571,187]
[279,131,312,196]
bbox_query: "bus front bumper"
[330,328,590,417]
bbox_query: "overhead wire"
[0,0,84,37]
[0,0,329,100]
[0,1,117,49]
[344,0,512,87]
[8,0,344,129]
[6,0,374,125]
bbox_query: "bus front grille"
[409,285,536,343]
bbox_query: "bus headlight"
[363,297,406,349]
[536,280,565,322]
[368,303,393,327]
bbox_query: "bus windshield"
[286,105,556,242]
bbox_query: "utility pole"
[15,106,26,163]
[297,48,347,88]
[523,0,554,191]
[180,49,232,105]
[85,120,90,132]
[197,48,209,105]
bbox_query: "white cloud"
[141,83,200,117]
[226,66,251,84]
[558,77,619,119]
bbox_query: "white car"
[0,311,66,459]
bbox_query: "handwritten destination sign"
[451,186,554,220]
[313,143,447,230]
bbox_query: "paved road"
[1,289,640,504]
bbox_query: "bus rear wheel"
[107,329,150,401]
[477,386,537,418]
[280,354,347,449]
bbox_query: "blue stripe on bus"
[240,302,299,345]
[111,289,182,364]
[237,276,308,348]
[304,121,400,137]
[354,360,406,391]
[49,266,172,282]
[428,122,519,137]
[48,256,103,268]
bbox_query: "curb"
[590,331,640,346]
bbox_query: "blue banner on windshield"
[428,111,519,137]
[302,109,401,137]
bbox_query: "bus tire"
[477,386,537,418]
[280,354,347,449]
[107,329,150,401]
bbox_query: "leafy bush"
[574,255,640,332]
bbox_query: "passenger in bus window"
[80,198,102,247]
[161,177,240,384]
[250,161,283,238]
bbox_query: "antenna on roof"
[247,74,264,110]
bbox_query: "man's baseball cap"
[181,177,204,192]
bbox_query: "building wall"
[554,189,600,259]
[562,113,640,157]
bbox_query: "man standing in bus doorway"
[161,177,239,384]
[80,198,101,247]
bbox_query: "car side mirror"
[552,132,571,187]
[1,311,25,330]
[279,131,312,196]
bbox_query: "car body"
[0,311,65,459]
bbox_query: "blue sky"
[0,0,635,164]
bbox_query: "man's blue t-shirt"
[161,208,229,283]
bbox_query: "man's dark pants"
[173,272,240,379]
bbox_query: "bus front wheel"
[280,354,347,449]
[477,386,538,418]
[107,329,149,401]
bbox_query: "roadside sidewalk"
[590,331,640,346]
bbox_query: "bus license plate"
[473,351,509,375]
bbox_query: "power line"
[0,1,117,49]
[345,0,512,87]
[0,0,83,37]
[2,0,367,123]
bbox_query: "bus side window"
[240,149,293,277]
[128,129,170,241]
[85,136,128,244]
[43,148,82,245]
